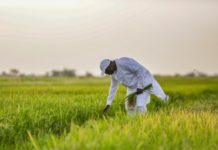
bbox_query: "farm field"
[0,76,218,150]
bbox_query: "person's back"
[112,57,153,89]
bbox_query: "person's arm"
[103,77,118,114]
[106,77,118,105]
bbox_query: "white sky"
[0,0,218,75]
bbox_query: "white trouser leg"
[137,106,147,113]
[125,88,150,115]
[125,101,136,116]
[136,91,150,113]
[125,88,137,116]
[151,79,167,101]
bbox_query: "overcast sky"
[0,0,218,75]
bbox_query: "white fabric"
[126,87,151,106]
[150,79,167,101]
[105,57,167,110]
[106,57,153,105]
[100,59,110,76]
[137,106,146,113]
[125,87,150,115]
[125,79,167,115]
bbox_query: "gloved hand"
[136,88,144,95]
[103,105,110,115]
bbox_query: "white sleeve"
[106,77,118,105]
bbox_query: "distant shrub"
[50,68,76,77]
[85,71,93,77]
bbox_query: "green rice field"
[0,76,218,149]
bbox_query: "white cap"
[100,59,110,76]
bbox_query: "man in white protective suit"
[100,57,169,115]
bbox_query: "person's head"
[100,59,117,75]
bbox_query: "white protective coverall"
[106,57,167,115]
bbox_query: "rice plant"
[0,76,217,150]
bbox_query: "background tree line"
[0,68,93,77]
[0,68,217,77]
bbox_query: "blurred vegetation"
[1,68,217,78]
[1,68,94,78]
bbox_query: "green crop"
[0,76,218,150]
